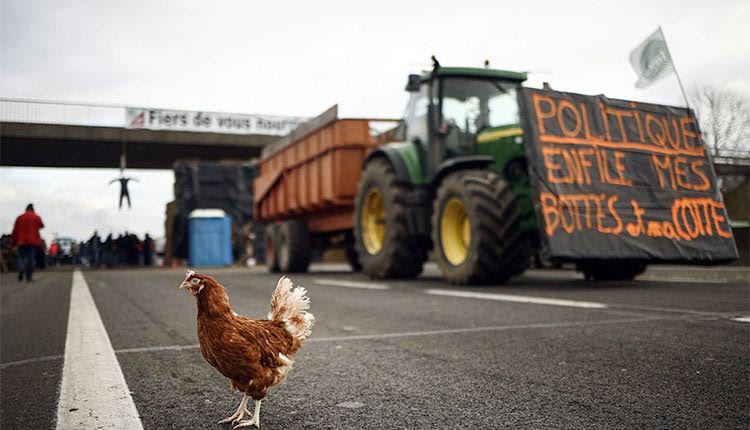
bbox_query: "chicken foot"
[233,399,261,429]
[218,394,251,425]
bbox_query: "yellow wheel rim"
[441,197,470,266]
[361,188,385,254]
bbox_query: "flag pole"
[658,26,691,108]
[658,27,714,162]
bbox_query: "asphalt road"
[1,264,748,429]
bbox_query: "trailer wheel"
[277,220,311,273]
[432,170,529,285]
[355,158,428,278]
[264,224,280,273]
[577,260,647,281]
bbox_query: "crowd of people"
[4,203,158,281]
[50,231,156,268]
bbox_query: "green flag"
[630,27,675,88]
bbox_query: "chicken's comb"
[184,268,195,283]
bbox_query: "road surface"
[2,264,748,429]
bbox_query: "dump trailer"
[253,105,399,272]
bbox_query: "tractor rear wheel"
[277,220,311,273]
[432,170,529,285]
[354,158,429,278]
[264,224,280,273]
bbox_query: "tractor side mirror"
[405,74,421,92]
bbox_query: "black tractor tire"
[354,158,429,279]
[277,220,311,273]
[264,224,280,273]
[577,259,647,281]
[432,170,530,285]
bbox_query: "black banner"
[518,87,738,262]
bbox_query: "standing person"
[89,231,102,268]
[10,203,45,282]
[143,233,154,266]
[49,241,59,266]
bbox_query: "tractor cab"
[403,65,527,179]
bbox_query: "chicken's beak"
[179,281,189,290]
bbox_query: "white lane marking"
[425,288,608,309]
[108,316,662,355]
[313,279,391,290]
[638,277,730,284]
[732,316,750,323]
[56,270,143,430]
[115,344,200,355]
[308,316,661,341]
[0,355,63,370]
[611,303,735,316]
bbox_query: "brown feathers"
[186,273,313,402]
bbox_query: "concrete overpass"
[0,99,306,169]
[1,98,748,175]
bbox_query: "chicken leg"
[233,399,262,429]
[218,394,251,425]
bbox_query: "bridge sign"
[126,107,307,136]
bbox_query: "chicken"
[180,270,314,428]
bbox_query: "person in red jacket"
[11,203,45,281]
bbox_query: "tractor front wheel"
[432,170,529,285]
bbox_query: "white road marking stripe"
[732,316,750,323]
[313,279,391,290]
[424,288,608,309]
[308,316,660,341]
[56,270,143,430]
[0,354,63,370]
[110,316,662,354]
[638,277,730,284]
[116,344,200,354]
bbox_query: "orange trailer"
[253,105,400,272]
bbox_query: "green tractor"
[354,59,539,284]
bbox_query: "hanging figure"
[109,175,139,209]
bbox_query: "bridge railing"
[1,98,126,127]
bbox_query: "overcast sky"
[2,0,749,245]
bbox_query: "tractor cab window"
[440,77,520,158]
[404,83,431,146]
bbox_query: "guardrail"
[1,98,126,127]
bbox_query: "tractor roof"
[429,66,527,82]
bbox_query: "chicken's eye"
[190,278,200,285]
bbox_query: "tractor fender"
[363,146,411,184]
[431,156,494,189]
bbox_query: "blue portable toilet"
[188,209,233,267]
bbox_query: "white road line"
[307,316,661,341]
[424,288,608,309]
[0,354,63,370]
[56,270,143,430]
[638,277,731,284]
[313,279,391,290]
[116,344,200,354]
[110,316,663,354]
[732,316,750,323]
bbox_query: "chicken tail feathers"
[268,276,314,342]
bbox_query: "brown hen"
[180,270,314,428]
